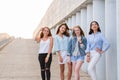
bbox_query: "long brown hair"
[72,25,85,36]
[89,21,101,34]
[40,27,52,38]
[56,23,70,37]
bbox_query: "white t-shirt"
[38,38,50,54]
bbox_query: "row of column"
[105,0,117,80]
[50,0,118,80]
[116,0,120,79]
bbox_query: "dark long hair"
[89,21,101,34]
[72,25,85,36]
[56,23,70,37]
[40,27,52,38]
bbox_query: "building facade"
[33,0,120,80]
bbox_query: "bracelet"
[67,55,70,56]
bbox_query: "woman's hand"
[77,37,82,43]
[45,54,50,63]
[45,57,49,63]
[59,56,63,63]
[96,48,104,54]
[86,52,90,62]
[100,51,104,54]
[67,56,71,63]
[86,56,90,62]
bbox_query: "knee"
[60,68,64,72]
[41,69,45,72]
[68,67,72,73]
[46,68,50,71]
[68,64,72,71]
[60,69,64,74]
[74,68,79,74]
[68,69,72,74]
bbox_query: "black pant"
[38,53,52,80]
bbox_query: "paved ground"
[0,39,91,80]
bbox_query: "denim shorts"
[71,55,84,62]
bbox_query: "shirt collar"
[91,32,100,35]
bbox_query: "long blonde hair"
[72,25,85,36]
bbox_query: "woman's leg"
[88,51,101,80]
[60,64,65,80]
[67,62,72,80]
[38,54,46,80]
[74,61,83,80]
[46,54,52,80]
[72,62,76,80]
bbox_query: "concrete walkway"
[0,39,91,80]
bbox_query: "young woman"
[54,23,72,80]
[35,27,53,80]
[67,25,87,80]
[86,21,110,80]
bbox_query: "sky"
[0,0,53,38]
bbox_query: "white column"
[55,26,58,35]
[51,28,53,35]
[52,27,56,37]
[71,14,76,27]
[68,17,72,28]
[82,3,93,73]
[105,0,117,80]
[67,17,72,35]
[65,19,68,24]
[93,0,105,32]
[117,0,120,80]
[80,8,87,35]
[87,3,93,35]
[80,8,87,72]
[93,0,105,80]
[76,11,81,26]
[50,29,52,35]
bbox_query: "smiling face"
[40,27,52,38]
[73,27,80,36]
[59,25,66,34]
[72,26,85,37]
[43,27,50,36]
[56,23,70,37]
[91,22,99,32]
[89,21,101,34]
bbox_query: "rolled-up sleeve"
[81,37,87,50]
[85,37,90,53]
[101,34,110,52]
[54,36,60,52]
[67,37,72,56]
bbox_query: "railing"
[0,37,14,50]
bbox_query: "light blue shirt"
[54,35,69,52]
[86,32,110,53]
